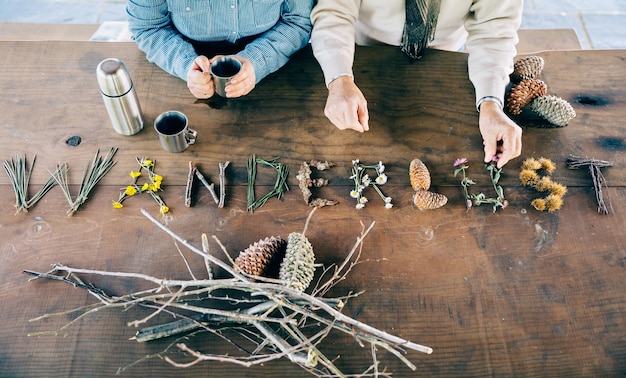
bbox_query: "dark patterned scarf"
[401,0,441,60]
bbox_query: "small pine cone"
[513,55,544,81]
[530,95,576,127]
[279,232,315,292]
[413,189,448,210]
[506,79,548,115]
[235,236,286,277]
[409,158,431,191]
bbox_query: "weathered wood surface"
[0,41,625,377]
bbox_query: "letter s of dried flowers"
[520,157,566,212]
[113,157,168,215]
[350,160,392,209]
[453,158,508,212]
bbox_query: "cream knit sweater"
[311,0,523,107]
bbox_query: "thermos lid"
[96,58,133,97]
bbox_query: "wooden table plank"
[1,41,625,377]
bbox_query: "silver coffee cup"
[154,111,197,153]
[210,56,243,97]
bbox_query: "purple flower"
[454,158,468,167]
[466,199,473,208]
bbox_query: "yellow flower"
[153,180,162,190]
[141,159,154,168]
[153,174,163,183]
[549,182,567,197]
[160,205,169,214]
[141,183,150,191]
[531,198,546,211]
[521,158,541,171]
[535,176,553,192]
[125,185,138,196]
[129,171,141,178]
[112,201,123,209]
[519,169,538,186]
[545,194,563,212]
[538,158,556,173]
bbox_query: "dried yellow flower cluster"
[113,158,169,215]
[519,157,567,212]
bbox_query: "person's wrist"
[477,96,503,112]
[328,74,353,89]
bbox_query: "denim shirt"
[127,0,313,83]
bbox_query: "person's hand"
[218,55,256,98]
[479,101,522,168]
[325,76,369,132]
[187,55,214,99]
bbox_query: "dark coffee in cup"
[210,57,243,97]
[211,60,240,77]
[155,112,186,135]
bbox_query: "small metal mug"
[210,56,243,97]
[154,111,197,153]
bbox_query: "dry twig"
[194,168,219,204]
[25,208,432,376]
[567,156,613,214]
[218,161,230,208]
[185,161,195,207]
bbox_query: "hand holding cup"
[210,55,256,98]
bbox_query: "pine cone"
[413,189,448,210]
[506,79,548,115]
[409,158,431,191]
[279,232,315,292]
[235,236,286,277]
[513,55,544,81]
[530,95,576,127]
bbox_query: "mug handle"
[186,128,198,145]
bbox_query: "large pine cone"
[512,55,545,81]
[235,236,286,277]
[279,232,315,292]
[409,158,431,191]
[530,95,576,127]
[506,78,548,115]
[413,189,448,210]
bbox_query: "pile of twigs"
[25,208,432,377]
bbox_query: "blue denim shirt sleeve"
[127,0,313,83]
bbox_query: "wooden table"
[1,40,625,377]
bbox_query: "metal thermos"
[96,58,144,136]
